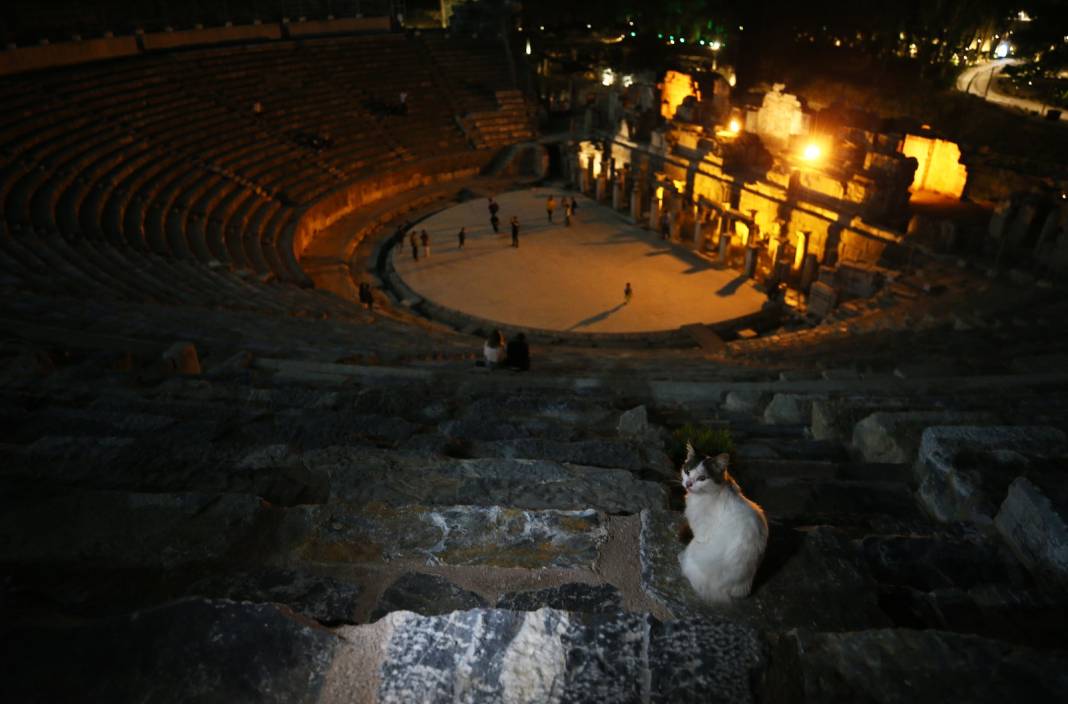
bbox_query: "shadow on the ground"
[715,275,748,296]
[568,302,626,330]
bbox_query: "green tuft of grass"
[666,423,735,466]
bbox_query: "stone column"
[596,173,609,203]
[800,253,819,292]
[631,183,643,222]
[718,219,731,264]
[648,190,661,231]
[691,206,705,250]
[612,175,624,211]
[743,244,759,278]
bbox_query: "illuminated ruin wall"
[902,135,967,198]
[594,134,903,267]
[660,70,700,120]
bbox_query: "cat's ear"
[713,453,730,472]
[684,441,696,465]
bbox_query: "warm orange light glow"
[801,143,822,162]
[728,118,741,133]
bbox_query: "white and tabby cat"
[678,443,768,603]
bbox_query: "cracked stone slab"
[376,608,764,704]
[285,503,608,569]
[301,449,667,513]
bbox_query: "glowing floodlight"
[709,40,722,51]
[622,74,635,87]
[601,68,615,86]
[525,39,531,55]
[801,142,823,162]
[728,118,741,134]
[994,41,1010,58]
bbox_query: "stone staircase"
[462,90,536,150]
[2,331,1067,702]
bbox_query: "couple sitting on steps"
[481,329,530,371]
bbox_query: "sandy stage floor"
[392,187,766,333]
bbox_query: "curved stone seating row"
[0,32,526,312]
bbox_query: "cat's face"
[680,442,730,495]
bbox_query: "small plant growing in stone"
[667,424,734,466]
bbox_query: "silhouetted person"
[488,197,501,233]
[359,282,374,312]
[570,196,578,219]
[421,229,430,257]
[564,201,572,227]
[483,329,506,369]
[624,282,633,304]
[510,216,520,247]
[457,226,466,249]
[506,332,530,371]
[546,195,556,223]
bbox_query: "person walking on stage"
[457,226,466,249]
[510,216,520,248]
[624,282,633,305]
[409,230,419,261]
[420,229,430,258]
[570,196,579,220]
[564,200,572,227]
[546,195,556,223]
[488,197,500,232]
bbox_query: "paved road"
[393,188,766,334]
[957,59,1066,121]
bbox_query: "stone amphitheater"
[2,21,1067,704]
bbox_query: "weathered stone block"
[617,404,649,437]
[852,411,992,464]
[7,599,343,703]
[995,476,1068,588]
[161,341,200,375]
[763,393,827,425]
[496,583,624,614]
[371,572,487,621]
[376,608,764,704]
[0,491,265,568]
[187,568,362,624]
[771,628,1068,704]
[916,425,1066,524]
[723,389,770,415]
[286,503,608,569]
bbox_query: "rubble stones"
[916,426,1067,524]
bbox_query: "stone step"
[6,598,767,704]
[770,628,1068,703]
